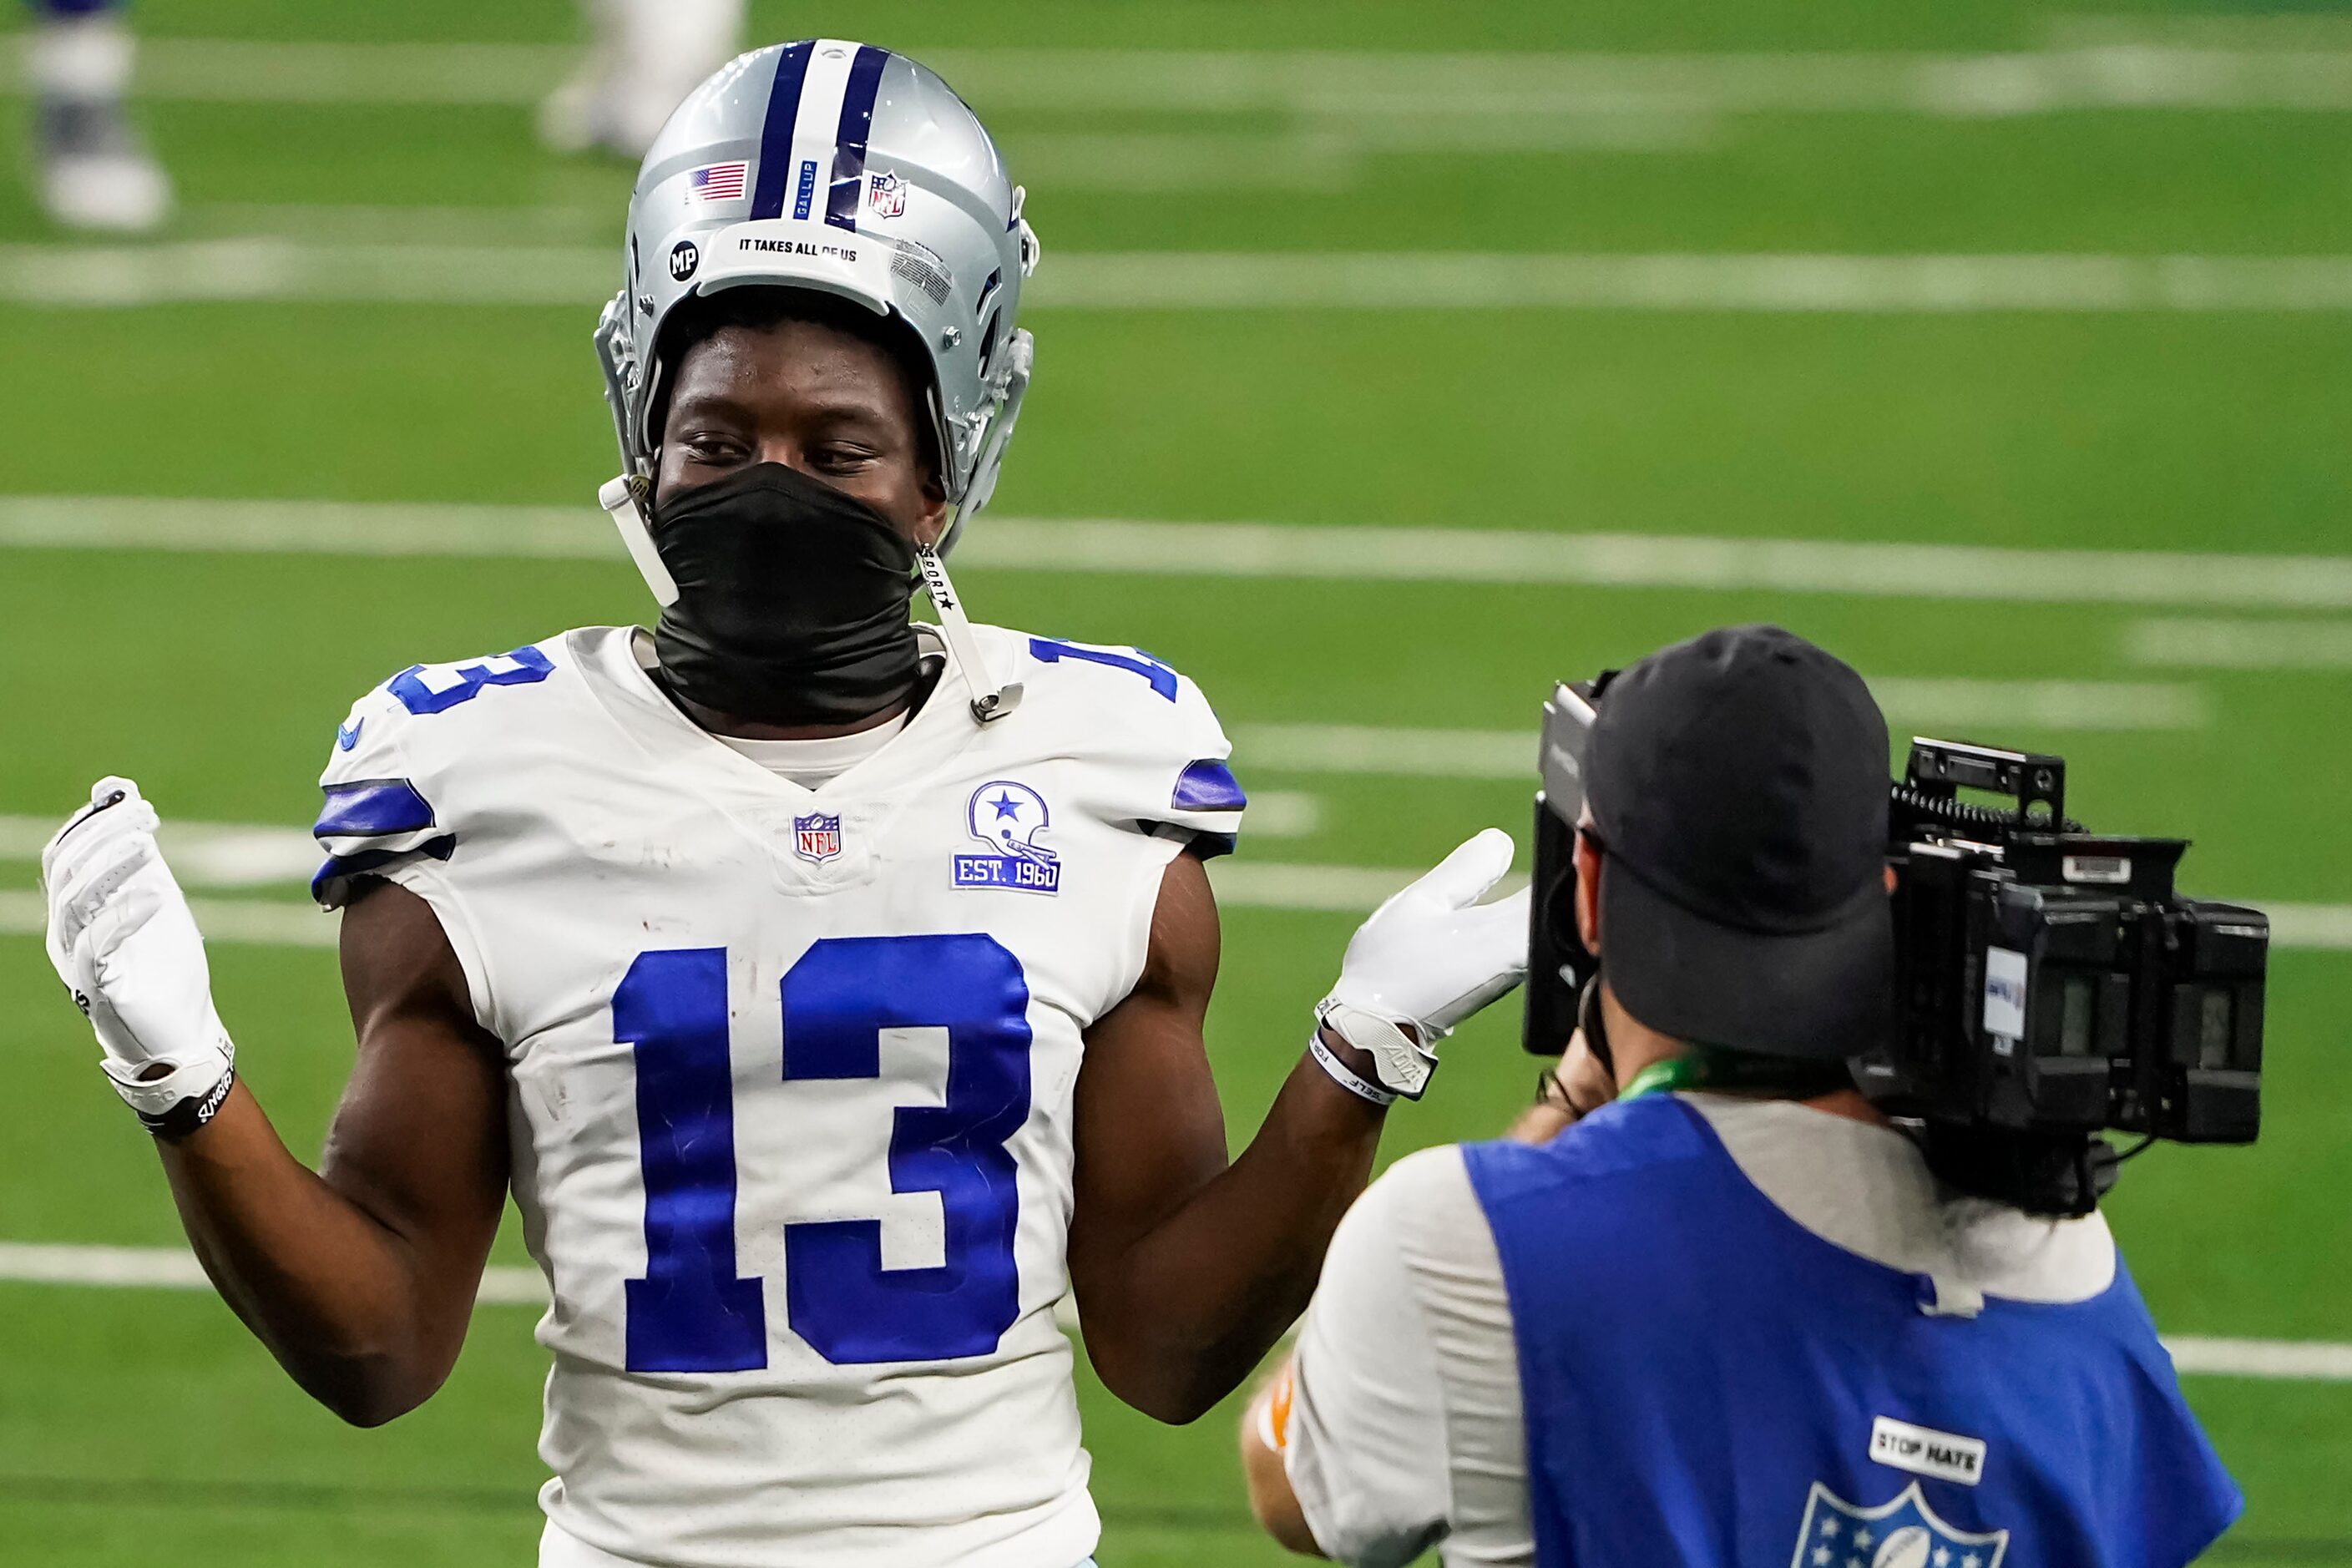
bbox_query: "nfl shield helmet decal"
[792,812,844,864]
[868,169,908,218]
[1791,1481,2008,1568]
[954,780,1060,893]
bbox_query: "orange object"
[1267,1364,1296,1449]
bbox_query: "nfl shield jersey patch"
[792,812,843,864]
[1791,1480,2008,1568]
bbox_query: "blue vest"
[1459,1096,2239,1568]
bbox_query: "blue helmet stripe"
[824,45,890,231]
[749,41,814,220]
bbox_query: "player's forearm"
[154,1085,451,1424]
[1086,1050,1384,1424]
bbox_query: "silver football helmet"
[593,38,1041,718]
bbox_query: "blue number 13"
[615,934,1034,1371]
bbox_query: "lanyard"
[1616,1057,1709,1101]
[1616,1053,1850,1103]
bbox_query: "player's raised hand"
[1316,827,1530,1100]
[41,777,238,1137]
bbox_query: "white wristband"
[1317,998,1440,1100]
[1308,1028,1398,1107]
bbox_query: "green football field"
[3,0,2349,1562]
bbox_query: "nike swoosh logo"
[336,719,364,752]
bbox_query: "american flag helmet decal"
[687,161,748,200]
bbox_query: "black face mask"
[650,462,923,728]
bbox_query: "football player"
[40,41,1529,1568]
[23,0,171,231]
[540,0,744,159]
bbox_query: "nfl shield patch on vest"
[1791,1480,2008,1568]
[792,812,843,864]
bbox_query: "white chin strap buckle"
[600,473,678,607]
[917,539,1023,724]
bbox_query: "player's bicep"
[1070,851,1229,1278]
[321,880,508,1307]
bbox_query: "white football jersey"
[311,623,1246,1568]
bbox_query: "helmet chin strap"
[600,472,1021,726]
[917,531,1023,723]
[600,473,679,607]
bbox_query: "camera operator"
[1237,625,2240,1567]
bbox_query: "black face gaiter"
[650,462,923,728]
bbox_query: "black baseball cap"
[1586,625,1894,1060]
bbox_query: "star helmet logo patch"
[867,169,908,218]
[1792,1481,2008,1568]
[953,780,1060,894]
[792,812,843,865]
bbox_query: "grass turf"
[3,1,2349,1562]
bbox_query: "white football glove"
[1317,827,1530,1100]
[41,777,237,1137]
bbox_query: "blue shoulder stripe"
[315,778,436,839]
[1173,759,1247,812]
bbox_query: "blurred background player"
[23,0,169,231]
[539,0,744,159]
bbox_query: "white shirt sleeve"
[1284,1146,1533,1568]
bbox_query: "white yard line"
[8,496,2352,611]
[16,243,2352,311]
[1038,252,2352,314]
[0,1241,547,1305]
[0,889,334,947]
[0,493,604,555]
[2124,617,2352,670]
[0,817,322,888]
[0,1239,2339,1378]
[2263,903,2352,952]
[2164,1335,2352,1380]
[4,38,2352,119]
[1233,791,1321,838]
[0,238,609,308]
